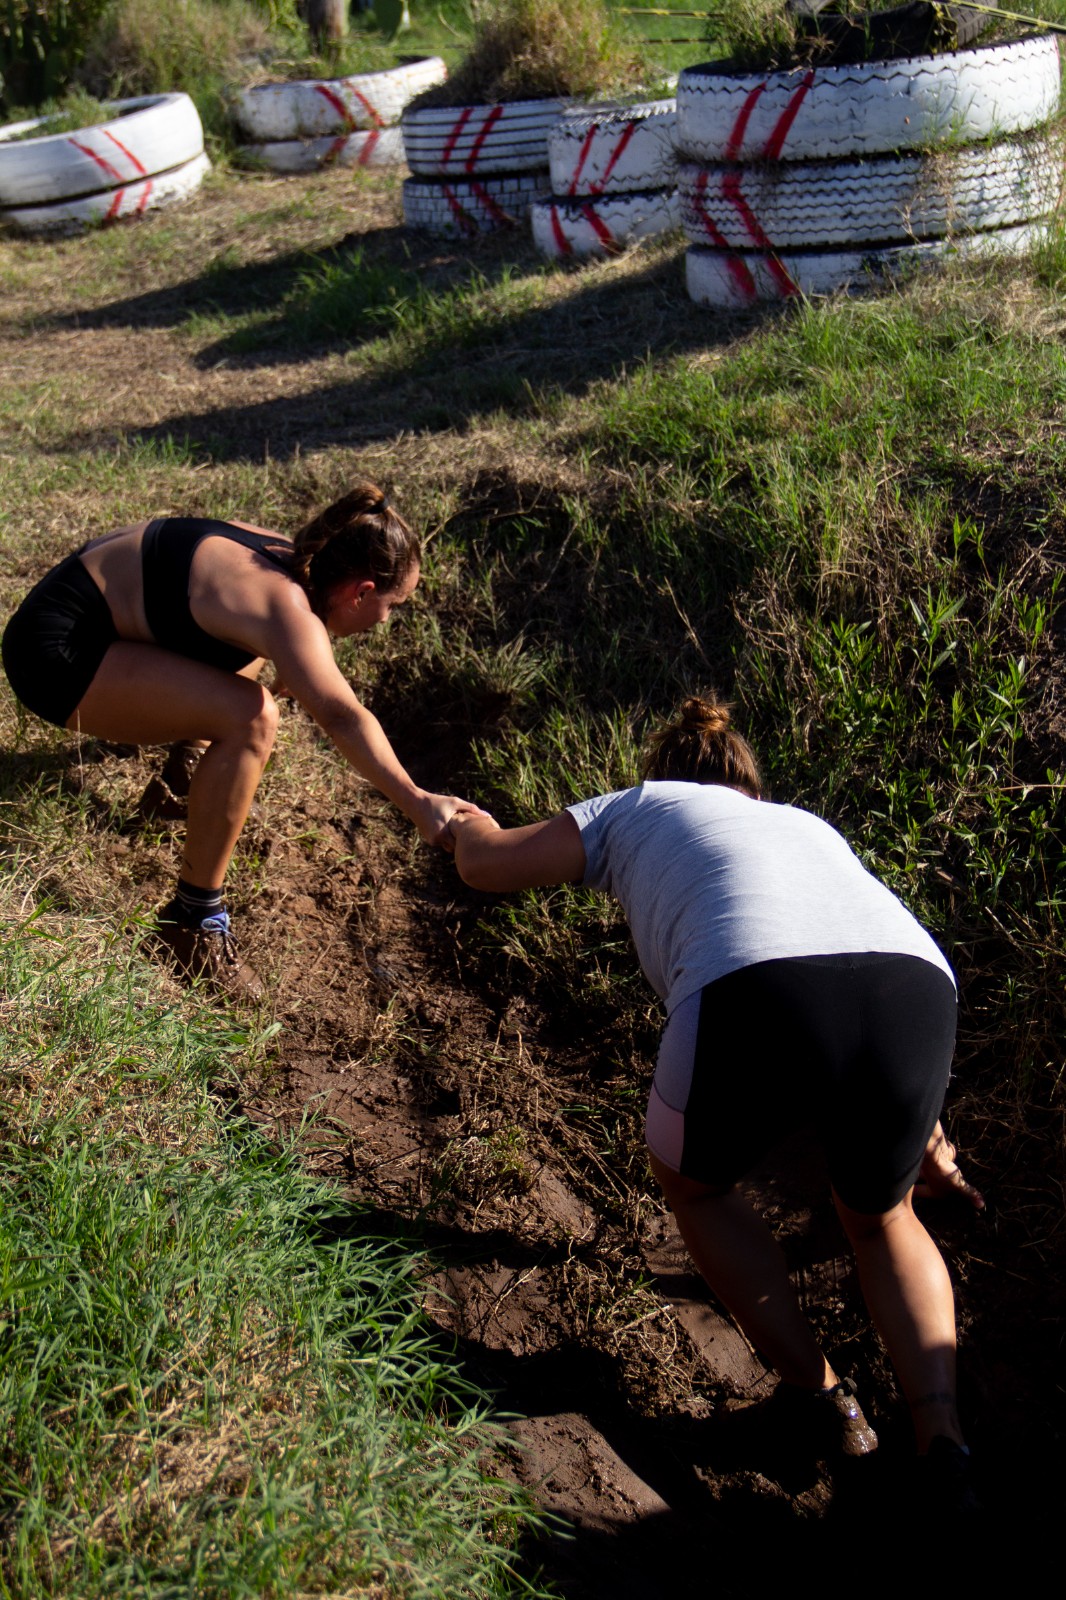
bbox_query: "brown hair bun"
[291,481,420,618]
[678,695,731,736]
[641,692,762,797]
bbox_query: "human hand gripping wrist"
[411,792,495,853]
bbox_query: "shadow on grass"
[52,232,793,462]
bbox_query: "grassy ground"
[1,10,1065,1582]
[0,909,551,1597]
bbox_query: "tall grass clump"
[74,0,276,136]
[0,914,549,1597]
[401,271,1066,1257]
[411,0,644,108]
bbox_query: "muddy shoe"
[137,774,188,823]
[771,1376,879,1458]
[136,742,204,823]
[155,910,264,1002]
[161,740,204,797]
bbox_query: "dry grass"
[410,0,645,108]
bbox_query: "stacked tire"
[401,98,564,236]
[0,94,209,235]
[674,32,1063,307]
[532,99,681,260]
[231,57,447,174]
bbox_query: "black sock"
[165,879,225,928]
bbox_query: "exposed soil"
[59,730,1054,1589]
[3,164,1061,1588]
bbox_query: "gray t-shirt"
[566,782,954,1015]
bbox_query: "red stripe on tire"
[568,123,599,195]
[762,70,815,161]
[68,138,125,185]
[691,169,731,248]
[470,179,514,227]
[136,179,153,214]
[724,254,758,300]
[465,104,505,173]
[550,202,573,255]
[102,129,148,176]
[349,85,385,129]
[581,201,618,254]
[107,186,127,218]
[442,182,477,235]
[357,130,380,166]
[314,83,356,130]
[724,83,767,162]
[325,136,348,165]
[720,172,799,296]
[442,105,474,166]
[721,70,815,162]
[593,119,638,196]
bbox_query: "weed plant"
[409,0,646,109]
[0,915,550,1595]
[706,0,1066,68]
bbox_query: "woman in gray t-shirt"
[450,695,983,1501]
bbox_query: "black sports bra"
[141,517,294,673]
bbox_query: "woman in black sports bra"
[2,482,488,999]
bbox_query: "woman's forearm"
[321,699,425,815]
[452,812,586,891]
[319,700,485,846]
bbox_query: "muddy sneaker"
[154,910,264,1002]
[137,774,189,822]
[136,742,204,823]
[916,1436,980,1519]
[771,1376,879,1458]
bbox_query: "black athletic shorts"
[2,552,117,727]
[646,953,957,1214]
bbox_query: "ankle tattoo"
[912,1391,957,1410]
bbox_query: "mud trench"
[73,742,1045,1585]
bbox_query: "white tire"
[1,150,210,234]
[238,124,405,173]
[685,222,1045,306]
[402,171,545,235]
[548,100,677,197]
[676,33,1061,163]
[231,57,447,140]
[532,187,680,258]
[678,135,1062,251]
[0,93,204,207]
[401,99,566,176]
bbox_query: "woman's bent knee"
[239,685,279,755]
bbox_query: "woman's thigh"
[68,641,272,743]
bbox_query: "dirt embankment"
[64,731,1056,1590]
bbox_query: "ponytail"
[641,694,763,797]
[291,482,420,618]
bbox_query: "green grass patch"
[0,916,550,1597]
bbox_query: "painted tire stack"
[532,99,681,259]
[401,98,565,236]
[0,93,208,234]
[232,57,447,173]
[675,32,1063,307]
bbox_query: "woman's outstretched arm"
[450,811,586,891]
[263,597,487,847]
